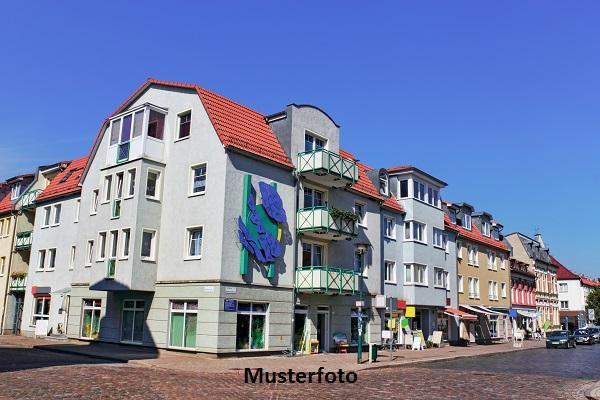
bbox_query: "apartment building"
[444,202,511,342]
[386,166,459,341]
[21,157,87,337]
[553,255,600,330]
[0,164,65,334]
[509,257,537,333]
[505,232,559,328]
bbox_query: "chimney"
[534,233,545,248]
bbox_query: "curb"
[584,383,600,400]
[33,345,128,364]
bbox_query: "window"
[384,261,396,283]
[482,221,491,237]
[399,180,409,198]
[457,241,463,259]
[91,189,99,214]
[85,240,94,266]
[37,250,46,270]
[74,199,81,222]
[487,251,495,270]
[110,118,121,146]
[449,209,457,224]
[413,180,425,201]
[0,257,5,275]
[146,170,160,199]
[43,206,51,227]
[383,216,395,239]
[147,110,165,140]
[81,299,101,339]
[354,250,366,277]
[468,246,479,266]
[187,227,203,259]
[127,169,136,198]
[10,183,21,200]
[404,263,427,285]
[121,229,130,259]
[468,277,480,299]
[122,300,145,343]
[501,282,507,298]
[558,283,568,293]
[304,132,326,152]
[190,164,207,195]
[488,281,498,300]
[458,275,464,293]
[354,202,366,227]
[115,172,124,199]
[47,248,56,269]
[302,242,323,266]
[52,204,61,225]
[462,213,472,230]
[103,175,112,202]
[98,232,107,261]
[379,173,389,196]
[303,187,324,208]
[31,296,50,325]
[434,267,448,288]
[427,187,440,207]
[492,227,500,240]
[141,229,156,260]
[560,300,569,309]
[69,246,76,270]
[500,254,506,269]
[404,221,425,242]
[178,111,192,139]
[433,228,445,248]
[109,231,118,259]
[236,303,267,350]
[3,218,9,236]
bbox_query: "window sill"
[145,196,161,203]
[404,239,427,245]
[174,136,190,143]
[434,285,447,289]
[123,195,134,200]
[50,223,60,228]
[84,264,91,268]
[384,235,396,241]
[90,212,97,216]
[141,258,156,263]
[45,268,55,272]
[41,225,50,229]
[404,283,428,287]
[36,269,45,272]
[184,256,202,261]
[118,256,129,261]
[188,191,206,198]
[384,281,397,285]
[110,216,121,220]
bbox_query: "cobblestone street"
[0,340,598,399]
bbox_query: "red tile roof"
[581,276,600,288]
[552,255,600,287]
[36,156,88,203]
[339,150,404,213]
[386,165,414,173]
[0,183,12,215]
[444,214,509,251]
[85,79,293,174]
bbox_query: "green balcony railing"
[297,149,358,183]
[9,274,27,291]
[296,266,358,295]
[15,231,33,250]
[20,189,41,209]
[297,206,358,238]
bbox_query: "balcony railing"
[297,206,358,239]
[15,231,33,250]
[297,149,358,184]
[9,275,27,291]
[20,189,41,209]
[296,266,358,295]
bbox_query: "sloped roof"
[339,149,404,214]
[84,79,293,179]
[444,213,509,251]
[386,165,447,186]
[36,156,88,203]
[581,276,600,288]
[552,255,600,287]
[0,184,12,215]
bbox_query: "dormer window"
[449,209,457,224]
[10,183,21,200]
[462,213,472,230]
[482,221,491,237]
[491,227,500,240]
[379,172,389,196]
[304,131,326,152]
[413,180,425,201]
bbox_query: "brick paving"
[0,336,596,399]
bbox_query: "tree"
[587,286,600,325]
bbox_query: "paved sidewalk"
[585,381,600,400]
[0,335,545,373]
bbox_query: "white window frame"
[462,213,472,230]
[69,245,76,270]
[354,201,367,228]
[302,241,326,267]
[413,179,426,202]
[558,283,568,293]
[500,254,506,269]
[47,248,56,270]
[501,282,507,298]
[189,163,207,197]
[384,260,396,284]
[560,300,569,309]
[383,216,396,239]
[85,240,94,266]
[457,241,463,259]
[97,232,107,261]
[37,249,46,271]
[433,267,447,289]
[125,168,136,199]
[0,257,5,276]
[145,169,161,201]
[141,228,157,261]
[404,220,426,243]
[74,199,81,223]
[304,130,327,152]
[404,263,427,286]
[10,183,22,200]
[90,189,99,215]
[468,277,480,299]
[168,300,198,350]
[31,296,50,326]
[185,226,203,260]
[52,204,62,226]
[103,175,112,203]
[43,206,51,228]
[235,302,268,351]
[176,109,193,141]
[468,245,479,266]
[482,221,491,237]
[303,185,326,208]
[458,275,464,293]
[432,227,445,249]
[120,228,131,260]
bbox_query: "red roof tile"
[444,214,508,251]
[552,256,600,286]
[0,184,12,215]
[581,276,600,287]
[36,157,88,203]
[386,165,414,173]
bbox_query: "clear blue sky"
[1,2,598,275]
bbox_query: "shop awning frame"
[444,307,478,321]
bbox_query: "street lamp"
[355,243,369,364]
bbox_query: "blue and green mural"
[238,175,287,278]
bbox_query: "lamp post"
[355,243,368,364]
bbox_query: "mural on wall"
[238,175,287,278]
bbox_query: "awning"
[460,304,492,315]
[475,305,508,316]
[444,307,478,321]
[517,310,538,318]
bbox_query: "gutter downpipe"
[290,170,300,355]
[0,211,18,335]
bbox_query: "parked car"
[587,327,600,343]
[574,328,594,345]
[546,330,576,349]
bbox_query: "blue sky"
[1,2,598,275]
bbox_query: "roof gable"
[36,156,88,203]
[444,214,508,251]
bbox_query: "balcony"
[297,149,358,187]
[20,189,41,209]
[15,231,33,250]
[297,207,358,240]
[9,274,27,292]
[296,266,359,295]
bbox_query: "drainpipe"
[0,212,18,335]
[290,171,300,354]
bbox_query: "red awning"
[444,307,478,321]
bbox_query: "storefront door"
[12,294,24,335]
[316,307,329,352]
[293,306,308,352]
